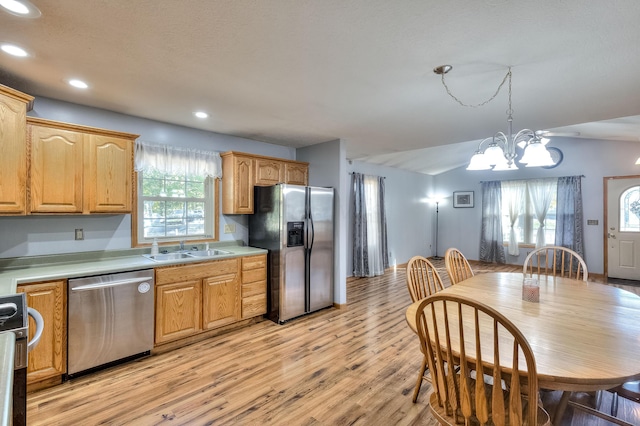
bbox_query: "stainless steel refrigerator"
[249,184,334,323]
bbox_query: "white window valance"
[134,140,222,178]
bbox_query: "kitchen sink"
[142,252,192,262]
[143,249,233,262]
[186,249,232,257]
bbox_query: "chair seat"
[429,390,551,426]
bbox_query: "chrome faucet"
[179,240,185,251]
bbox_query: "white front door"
[607,176,640,280]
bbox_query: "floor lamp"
[432,200,442,260]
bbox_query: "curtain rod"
[480,175,584,183]
[349,172,386,179]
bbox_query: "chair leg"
[611,391,619,416]
[412,356,428,403]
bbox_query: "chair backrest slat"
[406,256,444,302]
[445,248,474,285]
[523,246,588,282]
[415,294,540,426]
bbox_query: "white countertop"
[0,244,267,295]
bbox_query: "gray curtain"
[555,176,585,260]
[479,181,506,263]
[352,173,389,277]
[352,173,368,277]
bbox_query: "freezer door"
[280,185,307,321]
[308,186,334,312]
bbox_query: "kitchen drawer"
[242,280,266,298]
[242,255,266,271]
[156,258,239,285]
[242,294,267,319]
[242,267,266,284]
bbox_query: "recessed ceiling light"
[0,43,28,57]
[0,0,41,18]
[194,111,208,119]
[68,79,89,89]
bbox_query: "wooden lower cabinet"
[202,273,240,329]
[155,280,201,344]
[17,280,66,385]
[241,254,267,319]
[155,257,259,345]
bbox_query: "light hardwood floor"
[27,260,640,425]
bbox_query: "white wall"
[0,97,296,258]
[346,160,435,276]
[296,139,348,305]
[434,137,640,274]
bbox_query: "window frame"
[132,171,220,248]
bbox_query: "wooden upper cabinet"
[26,117,138,214]
[0,84,33,215]
[221,151,308,214]
[255,158,285,186]
[29,125,84,213]
[284,162,309,186]
[222,153,254,214]
[85,134,132,213]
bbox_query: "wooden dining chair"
[406,255,445,302]
[415,293,551,426]
[444,248,474,285]
[523,245,588,282]
[405,255,445,403]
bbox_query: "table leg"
[553,391,571,425]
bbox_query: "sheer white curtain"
[364,175,384,275]
[502,180,526,256]
[528,178,557,248]
[134,140,222,178]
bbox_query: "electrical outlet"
[75,229,84,240]
[224,224,236,234]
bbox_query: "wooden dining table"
[405,272,640,393]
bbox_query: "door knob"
[608,233,616,239]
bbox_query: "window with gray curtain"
[352,173,389,277]
[480,176,584,262]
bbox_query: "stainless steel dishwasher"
[68,269,154,377]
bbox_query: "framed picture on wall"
[453,191,474,208]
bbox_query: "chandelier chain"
[440,67,512,109]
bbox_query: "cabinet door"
[0,92,28,214]
[202,273,240,329]
[255,158,284,186]
[285,163,309,185]
[222,155,254,214]
[155,280,201,344]
[29,125,84,213]
[17,281,66,384]
[85,134,133,213]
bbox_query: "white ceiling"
[1,0,639,175]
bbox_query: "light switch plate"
[75,229,84,240]
[587,220,598,225]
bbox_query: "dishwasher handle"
[70,276,153,292]
[27,307,44,353]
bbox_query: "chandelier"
[434,65,554,171]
